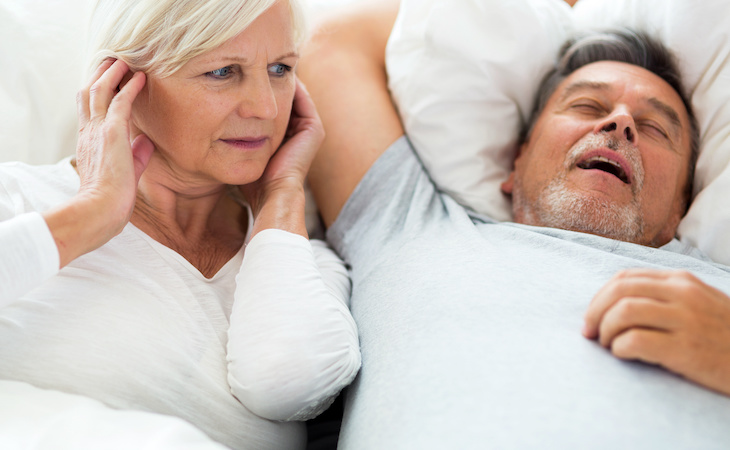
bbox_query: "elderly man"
[300,0,730,448]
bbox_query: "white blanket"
[0,380,227,449]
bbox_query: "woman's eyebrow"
[201,51,300,65]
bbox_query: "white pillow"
[0,0,94,165]
[387,0,574,222]
[387,0,730,265]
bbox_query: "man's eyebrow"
[647,97,682,135]
[558,80,611,102]
[559,79,684,136]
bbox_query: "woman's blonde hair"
[87,0,306,77]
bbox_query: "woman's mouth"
[220,137,268,150]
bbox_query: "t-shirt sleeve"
[226,229,360,422]
[327,135,446,271]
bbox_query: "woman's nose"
[237,74,278,120]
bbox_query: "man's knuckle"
[613,332,642,358]
[673,270,696,283]
[613,300,637,322]
[672,277,702,299]
[614,269,633,280]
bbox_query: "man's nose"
[595,110,636,144]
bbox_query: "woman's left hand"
[240,78,325,237]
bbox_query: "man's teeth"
[587,155,619,166]
[577,155,629,183]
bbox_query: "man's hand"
[583,269,730,396]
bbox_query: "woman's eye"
[268,64,291,77]
[207,66,234,79]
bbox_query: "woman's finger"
[285,78,325,144]
[106,71,147,124]
[291,78,319,120]
[77,58,116,125]
[88,59,131,121]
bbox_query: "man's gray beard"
[515,135,646,242]
[521,178,645,242]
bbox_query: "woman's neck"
[131,170,248,277]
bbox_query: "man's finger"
[597,297,682,347]
[609,328,675,366]
[583,271,692,338]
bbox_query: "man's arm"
[298,0,403,228]
[583,269,730,396]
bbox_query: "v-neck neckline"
[64,158,254,281]
[124,204,254,281]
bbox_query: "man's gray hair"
[522,29,699,211]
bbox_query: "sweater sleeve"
[0,212,60,307]
[226,229,361,422]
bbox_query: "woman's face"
[131,1,298,189]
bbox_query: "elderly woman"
[0,0,360,448]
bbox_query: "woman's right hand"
[43,59,154,268]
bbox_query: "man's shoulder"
[328,135,477,266]
[661,238,714,261]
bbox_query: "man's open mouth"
[577,155,630,184]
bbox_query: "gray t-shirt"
[327,136,730,449]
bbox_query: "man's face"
[501,61,693,247]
